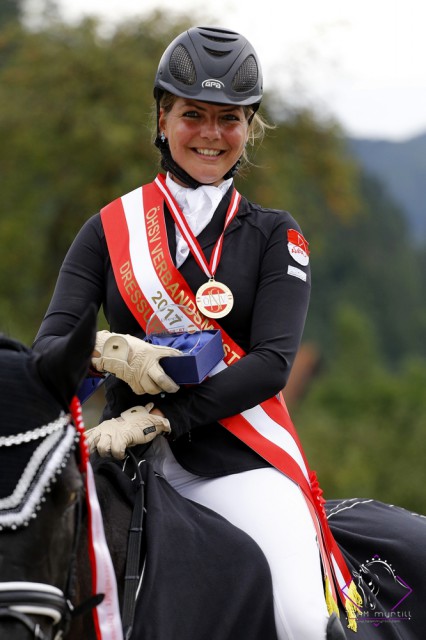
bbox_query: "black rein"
[121,448,146,640]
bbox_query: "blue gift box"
[77,330,225,403]
[155,329,224,384]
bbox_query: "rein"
[121,449,146,640]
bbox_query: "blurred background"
[1,0,425,512]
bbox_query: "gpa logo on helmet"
[202,79,225,90]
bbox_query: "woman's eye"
[183,110,199,118]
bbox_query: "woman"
[34,26,354,639]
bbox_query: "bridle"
[0,410,146,640]
[0,578,103,640]
[0,415,99,640]
[0,582,70,639]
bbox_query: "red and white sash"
[100,175,361,630]
[70,397,123,640]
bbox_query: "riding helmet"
[154,26,263,109]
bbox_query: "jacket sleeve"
[155,213,311,438]
[33,215,105,352]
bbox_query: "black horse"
[0,308,278,640]
[0,314,91,639]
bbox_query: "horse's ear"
[36,305,98,409]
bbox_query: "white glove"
[91,330,181,395]
[85,403,171,459]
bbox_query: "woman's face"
[159,97,249,187]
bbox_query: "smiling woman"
[33,24,353,639]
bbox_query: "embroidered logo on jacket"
[287,229,310,266]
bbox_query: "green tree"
[0,13,188,341]
[304,171,426,364]
[294,305,426,514]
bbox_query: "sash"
[100,175,361,630]
[70,397,123,640]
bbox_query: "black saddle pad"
[93,452,278,640]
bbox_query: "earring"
[160,132,166,143]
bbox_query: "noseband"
[0,582,69,639]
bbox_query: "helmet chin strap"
[154,134,241,189]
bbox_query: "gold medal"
[155,177,241,321]
[196,279,234,318]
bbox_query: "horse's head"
[0,307,96,639]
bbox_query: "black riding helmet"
[154,26,263,188]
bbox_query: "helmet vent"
[169,44,197,85]
[199,27,239,44]
[204,47,230,58]
[202,35,238,43]
[232,55,258,92]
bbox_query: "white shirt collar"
[165,173,232,212]
[165,173,233,267]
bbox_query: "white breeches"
[145,437,329,640]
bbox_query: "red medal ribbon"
[154,173,241,279]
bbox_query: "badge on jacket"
[287,229,309,266]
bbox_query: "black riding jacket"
[34,183,311,477]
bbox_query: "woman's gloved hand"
[85,403,171,459]
[91,330,181,394]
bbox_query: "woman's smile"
[194,148,222,157]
